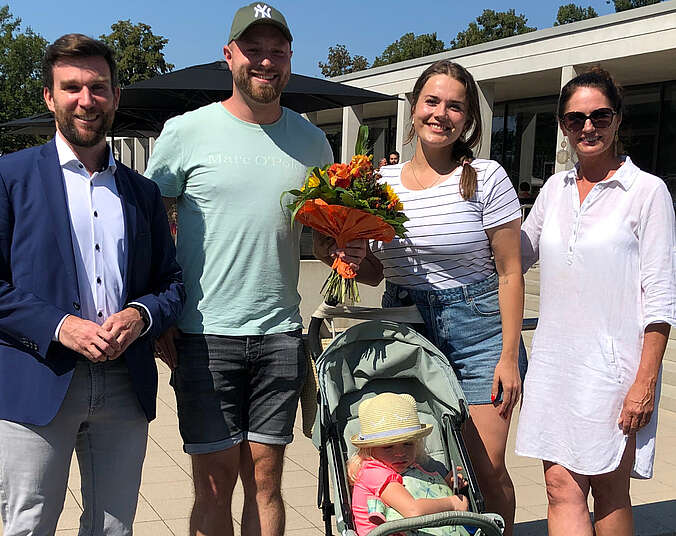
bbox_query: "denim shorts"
[171,330,306,454]
[383,274,527,405]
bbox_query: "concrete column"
[120,138,134,168]
[555,65,580,174]
[134,138,148,174]
[148,136,156,157]
[341,105,363,162]
[395,93,414,163]
[477,82,495,159]
[302,111,318,125]
[519,114,537,180]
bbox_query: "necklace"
[408,159,456,190]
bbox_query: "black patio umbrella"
[0,110,159,138]
[1,61,397,136]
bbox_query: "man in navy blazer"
[0,34,184,536]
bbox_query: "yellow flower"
[384,184,398,203]
[395,202,404,211]
[307,175,320,188]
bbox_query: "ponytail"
[453,140,477,200]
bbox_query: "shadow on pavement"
[515,500,676,536]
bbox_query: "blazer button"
[73,302,81,311]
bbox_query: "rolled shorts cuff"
[183,433,243,455]
[247,431,293,446]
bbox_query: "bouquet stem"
[321,269,360,306]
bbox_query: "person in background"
[518,181,534,219]
[0,33,184,536]
[315,59,526,536]
[517,181,532,201]
[388,150,400,165]
[517,67,675,536]
[376,157,388,173]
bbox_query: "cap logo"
[254,4,272,18]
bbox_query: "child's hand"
[449,494,469,511]
[445,466,469,491]
[456,466,469,490]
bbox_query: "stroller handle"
[366,510,505,536]
[307,301,538,357]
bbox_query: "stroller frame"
[307,304,517,536]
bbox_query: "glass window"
[318,123,341,163]
[364,116,396,161]
[491,97,557,187]
[490,103,505,165]
[300,227,315,260]
[491,81,676,204]
[619,86,661,175]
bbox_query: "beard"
[232,64,289,104]
[54,106,115,148]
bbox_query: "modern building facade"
[307,1,676,202]
[110,1,676,409]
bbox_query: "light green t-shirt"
[146,102,333,335]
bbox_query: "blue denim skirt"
[383,273,527,405]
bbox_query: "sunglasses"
[561,108,616,131]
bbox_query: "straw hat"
[351,393,433,447]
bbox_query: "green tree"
[318,44,369,77]
[607,0,661,11]
[100,20,173,87]
[0,5,48,154]
[451,9,536,49]
[372,32,446,68]
[555,4,598,25]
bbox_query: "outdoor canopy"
[0,61,398,137]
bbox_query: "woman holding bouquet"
[315,60,525,535]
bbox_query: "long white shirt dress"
[515,157,676,478]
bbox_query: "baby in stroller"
[348,393,471,536]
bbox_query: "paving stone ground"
[1,357,675,535]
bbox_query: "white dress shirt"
[54,135,151,338]
[516,157,676,478]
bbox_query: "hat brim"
[350,424,433,448]
[229,19,293,43]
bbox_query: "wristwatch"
[127,304,150,333]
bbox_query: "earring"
[556,138,571,165]
[451,127,457,134]
[614,131,621,156]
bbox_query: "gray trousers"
[0,359,148,536]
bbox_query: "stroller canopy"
[317,320,468,457]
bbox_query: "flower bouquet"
[284,126,408,305]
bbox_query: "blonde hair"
[347,438,429,485]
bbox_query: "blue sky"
[13,1,616,77]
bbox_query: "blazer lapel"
[37,140,79,296]
[114,165,136,300]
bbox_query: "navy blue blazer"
[0,139,185,425]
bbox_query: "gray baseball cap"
[228,3,292,44]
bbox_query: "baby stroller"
[308,303,506,536]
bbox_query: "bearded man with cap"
[146,3,333,535]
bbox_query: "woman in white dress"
[315,60,526,536]
[516,67,676,536]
